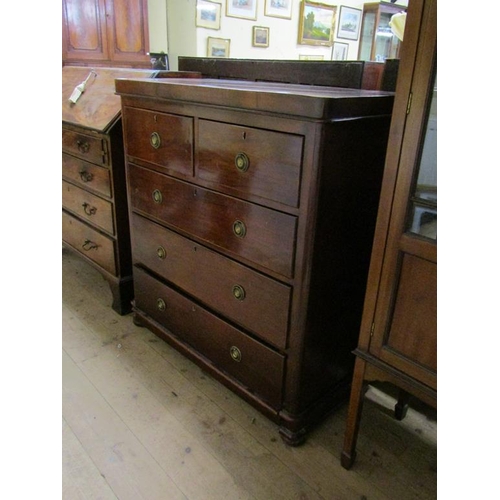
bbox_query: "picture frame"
[336,6,361,41]
[196,0,222,30]
[226,0,258,20]
[207,37,230,58]
[298,1,337,47]
[332,42,349,60]
[252,26,270,47]
[264,0,293,19]
[299,54,324,60]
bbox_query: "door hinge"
[370,322,375,337]
[406,92,413,115]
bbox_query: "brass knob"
[76,140,90,154]
[232,220,246,238]
[157,246,167,260]
[79,170,93,183]
[82,202,97,216]
[230,346,242,362]
[234,152,250,172]
[150,132,161,149]
[152,189,163,204]
[232,285,246,301]
[157,298,166,311]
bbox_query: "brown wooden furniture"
[358,2,406,62]
[116,76,394,443]
[341,0,437,469]
[62,0,150,68]
[62,67,199,314]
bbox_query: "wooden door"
[367,0,437,390]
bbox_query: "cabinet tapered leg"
[341,357,367,470]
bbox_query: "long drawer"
[62,129,107,165]
[197,119,303,207]
[62,180,115,235]
[131,213,291,349]
[62,153,111,198]
[128,163,297,278]
[123,106,194,176]
[62,211,116,275]
[133,266,285,408]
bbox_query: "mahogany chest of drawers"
[116,77,394,442]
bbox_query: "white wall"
[148,0,409,70]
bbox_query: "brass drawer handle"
[82,239,98,251]
[150,132,161,149]
[157,246,167,260]
[82,202,97,216]
[230,346,242,363]
[152,189,163,204]
[76,140,90,154]
[232,284,246,301]
[157,298,166,311]
[79,170,93,183]
[235,152,250,173]
[232,220,246,238]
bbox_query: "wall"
[148,0,408,70]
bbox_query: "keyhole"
[242,131,247,140]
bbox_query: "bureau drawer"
[128,164,297,278]
[134,267,285,408]
[62,153,111,198]
[131,213,291,349]
[62,211,116,275]
[123,106,193,176]
[197,119,303,207]
[62,129,108,166]
[62,180,114,235]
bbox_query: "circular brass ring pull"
[157,246,167,260]
[150,132,161,149]
[229,346,242,363]
[79,170,93,183]
[234,152,250,173]
[232,284,246,301]
[157,298,166,311]
[152,189,163,204]
[232,220,246,238]
[76,140,90,154]
[82,202,97,216]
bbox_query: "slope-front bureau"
[116,77,394,442]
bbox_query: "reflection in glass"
[408,69,437,240]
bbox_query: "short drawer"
[62,128,107,166]
[62,153,111,198]
[128,164,297,278]
[123,106,193,176]
[197,119,303,207]
[62,180,114,235]
[62,211,116,275]
[131,214,291,349]
[134,266,285,408]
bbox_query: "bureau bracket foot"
[108,279,134,316]
[278,426,307,447]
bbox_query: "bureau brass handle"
[152,189,163,204]
[150,132,161,149]
[79,170,94,183]
[232,220,246,238]
[82,202,97,216]
[232,285,246,301]
[82,239,98,251]
[230,346,242,363]
[157,298,166,311]
[76,140,90,154]
[235,152,250,173]
[157,246,167,260]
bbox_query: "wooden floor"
[62,249,437,500]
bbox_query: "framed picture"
[298,1,337,47]
[299,54,324,60]
[196,0,222,30]
[207,37,230,57]
[336,6,361,41]
[252,26,270,47]
[226,0,258,20]
[332,42,349,60]
[264,0,293,19]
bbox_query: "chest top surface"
[62,66,155,132]
[115,78,394,121]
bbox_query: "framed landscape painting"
[298,1,337,47]
[252,26,270,47]
[196,0,222,30]
[207,37,230,57]
[336,6,361,41]
[226,0,258,20]
[265,0,293,19]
